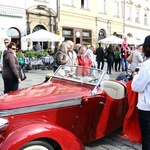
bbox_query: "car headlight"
[0,118,9,132]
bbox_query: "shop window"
[62,28,74,42]
[82,30,92,45]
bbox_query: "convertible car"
[0,65,128,150]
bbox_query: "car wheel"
[19,140,54,150]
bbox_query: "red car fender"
[0,122,84,150]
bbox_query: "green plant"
[23,50,48,58]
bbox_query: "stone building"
[0,0,150,50]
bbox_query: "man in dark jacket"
[96,43,105,70]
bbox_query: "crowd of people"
[52,38,144,75]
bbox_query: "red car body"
[0,65,128,150]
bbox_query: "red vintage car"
[0,65,128,150]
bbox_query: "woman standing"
[53,42,70,72]
[132,35,150,150]
[2,42,21,93]
[77,45,92,76]
[105,44,115,74]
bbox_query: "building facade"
[0,0,57,50]
[0,0,150,50]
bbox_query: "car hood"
[0,81,92,110]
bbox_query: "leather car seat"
[101,80,125,99]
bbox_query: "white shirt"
[0,46,7,64]
[131,58,150,111]
[86,48,96,67]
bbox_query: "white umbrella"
[21,29,64,42]
[98,35,123,44]
[127,37,139,45]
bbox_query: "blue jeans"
[139,110,150,150]
[121,57,128,72]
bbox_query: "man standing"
[33,42,41,51]
[0,38,10,72]
[96,43,105,70]
[66,40,77,66]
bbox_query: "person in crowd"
[33,42,41,51]
[53,42,70,72]
[114,45,121,72]
[96,42,105,70]
[77,45,92,76]
[2,42,21,93]
[74,43,81,54]
[105,44,115,74]
[121,37,129,72]
[131,35,150,150]
[129,45,143,72]
[86,45,97,68]
[86,45,97,76]
[0,38,10,66]
[17,49,25,69]
[66,40,78,66]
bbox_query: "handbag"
[17,66,27,81]
[127,53,133,63]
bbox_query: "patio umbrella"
[127,37,139,45]
[98,35,123,44]
[21,29,64,42]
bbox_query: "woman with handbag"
[53,42,70,72]
[2,42,21,93]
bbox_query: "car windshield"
[53,65,106,86]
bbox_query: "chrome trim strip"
[0,98,82,117]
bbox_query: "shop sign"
[63,30,72,36]
[0,11,23,18]
[82,32,90,37]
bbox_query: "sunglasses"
[4,42,9,44]
[11,48,16,50]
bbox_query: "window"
[114,1,119,17]
[98,29,106,40]
[7,28,19,37]
[135,9,140,23]
[99,0,106,13]
[81,0,89,9]
[63,0,74,6]
[126,6,131,21]
[144,13,148,25]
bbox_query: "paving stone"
[121,145,136,150]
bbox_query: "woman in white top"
[132,35,150,150]
[130,45,143,72]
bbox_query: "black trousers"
[3,78,18,93]
[97,59,104,70]
[139,110,150,150]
